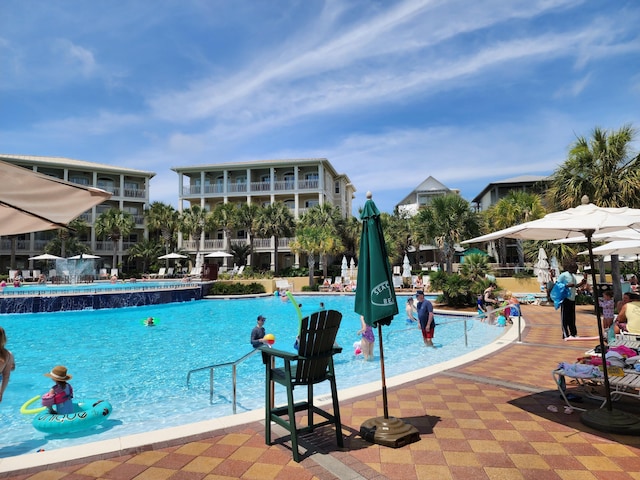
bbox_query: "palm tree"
[413,194,481,273]
[547,124,640,209]
[48,218,91,257]
[145,202,179,257]
[128,239,163,274]
[180,205,210,262]
[289,224,323,286]
[303,203,343,278]
[95,208,135,269]
[255,202,295,274]
[382,208,413,266]
[337,215,360,260]
[235,203,259,266]
[212,203,237,253]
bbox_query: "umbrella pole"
[580,231,640,434]
[377,323,389,419]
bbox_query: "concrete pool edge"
[0,318,524,476]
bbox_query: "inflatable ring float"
[31,399,113,434]
[20,395,46,415]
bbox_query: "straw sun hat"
[44,365,72,381]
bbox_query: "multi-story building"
[0,154,155,273]
[173,158,355,271]
[471,175,550,212]
[395,176,461,268]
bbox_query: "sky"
[1,0,639,215]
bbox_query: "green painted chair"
[260,309,343,462]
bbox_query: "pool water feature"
[0,281,204,314]
[0,295,500,458]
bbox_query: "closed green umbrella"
[355,192,419,447]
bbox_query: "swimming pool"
[0,280,192,295]
[0,294,500,458]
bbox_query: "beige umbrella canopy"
[0,159,111,235]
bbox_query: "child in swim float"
[43,365,74,414]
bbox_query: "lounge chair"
[166,267,174,278]
[275,279,292,291]
[259,309,343,462]
[8,270,17,281]
[392,275,403,290]
[152,267,167,279]
[98,268,109,280]
[553,337,640,411]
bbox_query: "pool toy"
[353,340,362,356]
[286,291,304,322]
[141,317,159,326]
[20,395,46,415]
[263,333,275,345]
[30,399,113,434]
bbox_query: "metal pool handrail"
[186,349,261,414]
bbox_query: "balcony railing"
[183,177,320,196]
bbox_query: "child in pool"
[43,365,74,414]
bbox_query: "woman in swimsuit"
[0,326,15,404]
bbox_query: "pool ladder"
[186,349,261,414]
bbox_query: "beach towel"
[550,281,569,310]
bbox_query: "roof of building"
[0,154,156,177]
[396,175,458,208]
[471,174,551,203]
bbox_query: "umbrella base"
[580,408,640,435]
[360,416,420,448]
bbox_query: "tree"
[212,203,237,253]
[145,202,180,257]
[128,239,163,273]
[382,208,413,266]
[235,203,259,266]
[53,218,91,258]
[547,124,640,209]
[291,203,343,285]
[303,203,343,278]
[95,209,135,269]
[180,205,210,262]
[255,202,295,274]
[413,194,481,273]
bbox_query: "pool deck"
[3,303,640,479]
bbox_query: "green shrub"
[208,282,266,296]
[576,293,594,305]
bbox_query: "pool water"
[0,294,500,458]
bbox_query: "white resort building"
[173,158,355,272]
[0,154,155,273]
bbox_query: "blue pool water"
[0,280,190,295]
[0,294,500,458]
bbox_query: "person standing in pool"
[416,290,435,347]
[0,327,15,404]
[357,315,375,360]
[250,315,267,348]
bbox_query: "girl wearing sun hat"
[43,365,74,414]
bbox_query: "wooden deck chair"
[260,309,343,462]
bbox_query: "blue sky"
[1,0,639,215]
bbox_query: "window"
[334,181,340,194]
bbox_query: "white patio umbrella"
[205,251,233,258]
[463,196,640,433]
[67,254,101,260]
[158,253,188,260]
[0,159,111,235]
[28,253,64,261]
[533,248,551,285]
[341,256,348,280]
[349,257,356,279]
[579,240,640,257]
[402,254,412,278]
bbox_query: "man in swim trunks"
[416,290,435,347]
